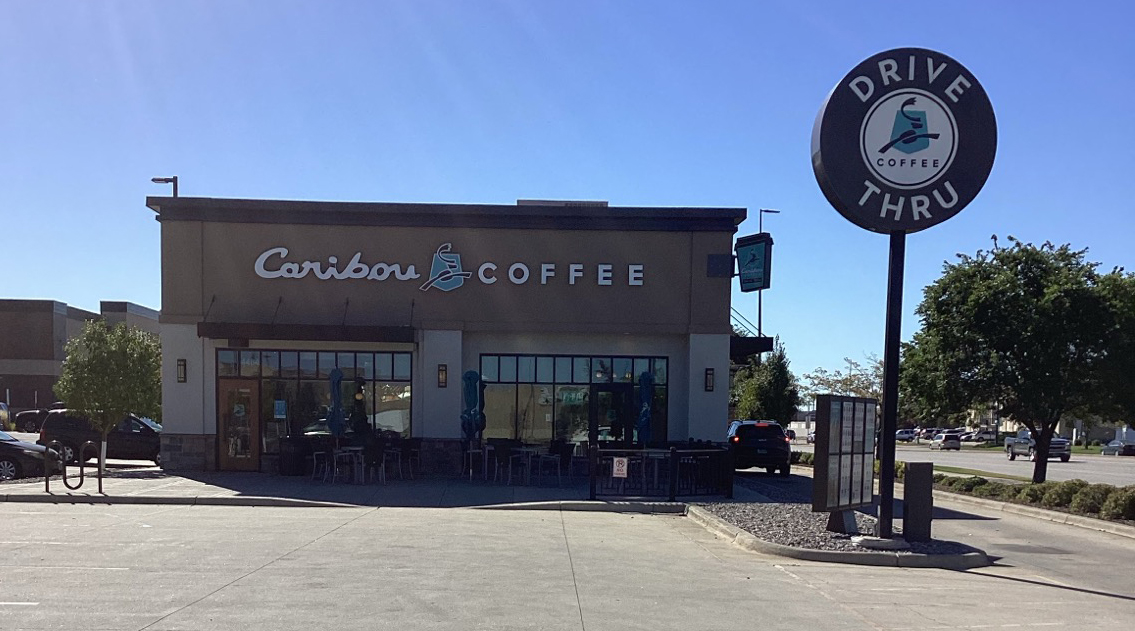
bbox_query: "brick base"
[160,434,215,471]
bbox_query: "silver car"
[930,433,961,451]
[1101,440,1135,456]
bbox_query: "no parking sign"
[612,457,628,478]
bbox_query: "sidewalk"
[0,466,704,510]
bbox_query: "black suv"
[38,410,162,465]
[728,420,791,476]
[14,409,50,433]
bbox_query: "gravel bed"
[696,477,982,555]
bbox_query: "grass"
[932,465,1032,483]
[1072,445,1103,455]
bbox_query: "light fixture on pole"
[757,208,780,337]
[151,176,179,197]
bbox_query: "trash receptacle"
[279,436,306,476]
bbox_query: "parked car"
[806,431,815,444]
[0,403,9,431]
[895,429,917,442]
[919,428,938,440]
[1004,430,1070,462]
[929,433,961,450]
[785,429,797,441]
[727,420,791,476]
[14,408,49,433]
[37,410,162,465]
[1101,440,1135,457]
[0,429,61,480]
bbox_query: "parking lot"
[2,500,1134,630]
[793,442,1135,486]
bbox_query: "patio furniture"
[537,440,575,486]
[311,450,332,482]
[491,442,530,485]
[464,439,485,481]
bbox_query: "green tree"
[54,320,161,472]
[802,354,883,407]
[908,238,1115,483]
[731,339,801,424]
[1097,270,1135,426]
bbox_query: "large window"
[217,349,413,454]
[479,354,668,442]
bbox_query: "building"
[0,299,159,411]
[151,196,745,472]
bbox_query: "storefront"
[151,196,745,472]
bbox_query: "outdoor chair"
[491,442,529,485]
[537,440,575,486]
[464,439,485,481]
[311,450,332,482]
[364,439,386,484]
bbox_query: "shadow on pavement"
[960,568,1135,603]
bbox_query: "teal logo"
[879,97,940,155]
[420,243,472,292]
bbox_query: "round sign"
[812,48,996,234]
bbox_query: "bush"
[1041,479,1089,509]
[1070,484,1117,515]
[971,481,1009,499]
[953,477,989,493]
[1073,438,1084,446]
[1090,440,1102,447]
[932,473,947,484]
[1016,483,1054,505]
[1100,488,1135,521]
[796,452,814,466]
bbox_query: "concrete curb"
[928,488,1135,541]
[685,505,990,570]
[0,493,361,508]
[473,500,687,514]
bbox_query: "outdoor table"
[335,446,365,484]
[483,443,543,484]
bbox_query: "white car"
[930,433,961,450]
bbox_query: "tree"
[54,320,161,473]
[908,237,1115,483]
[802,354,883,407]
[731,339,801,424]
[1096,270,1135,426]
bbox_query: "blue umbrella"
[636,370,654,444]
[328,367,346,438]
[460,370,480,440]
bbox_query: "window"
[217,347,414,452]
[477,354,668,442]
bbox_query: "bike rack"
[44,440,103,494]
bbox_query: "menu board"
[811,394,879,512]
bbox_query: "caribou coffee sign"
[254,243,645,292]
[812,48,996,233]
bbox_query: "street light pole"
[151,176,179,197]
[757,208,780,338]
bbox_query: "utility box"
[903,462,934,542]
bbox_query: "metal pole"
[172,176,179,197]
[878,231,906,538]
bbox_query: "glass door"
[589,383,634,446]
[218,379,260,471]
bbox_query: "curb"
[0,493,361,508]
[473,500,686,514]
[685,505,990,570]
[927,488,1135,541]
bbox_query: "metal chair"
[538,440,575,485]
[464,439,485,481]
[311,450,331,482]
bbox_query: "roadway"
[793,442,1135,486]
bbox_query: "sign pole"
[877,231,905,538]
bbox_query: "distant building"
[0,299,158,411]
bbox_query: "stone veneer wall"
[160,434,215,471]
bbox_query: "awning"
[197,322,414,343]
[730,335,774,363]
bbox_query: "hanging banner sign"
[735,233,774,292]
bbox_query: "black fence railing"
[589,445,734,501]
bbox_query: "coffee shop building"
[151,196,745,472]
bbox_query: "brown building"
[151,196,745,472]
[0,299,159,411]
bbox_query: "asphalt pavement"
[793,441,1135,486]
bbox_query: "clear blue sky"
[2,1,1132,378]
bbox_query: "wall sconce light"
[177,359,187,383]
[438,364,448,388]
[704,368,715,392]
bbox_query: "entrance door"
[589,383,634,446]
[218,379,260,471]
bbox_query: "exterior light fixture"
[704,368,715,392]
[438,364,448,388]
[151,175,179,197]
[176,359,187,383]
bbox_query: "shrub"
[796,452,814,466]
[1070,484,1117,515]
[1100,488,1135,521]
[1090,440,1102,447]
[1016,483,1054,505]
[953,477,989,493]
[1073,438,1083,446]
[932,473,947,484]
[971,481,1009,499]
[1041,479,1089,509]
